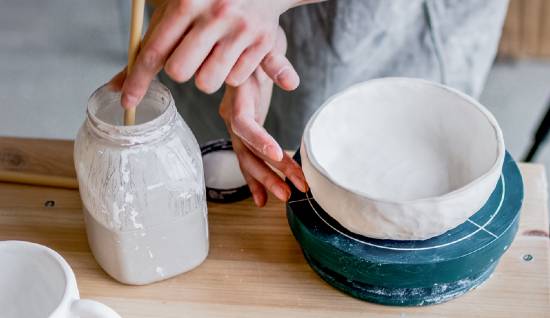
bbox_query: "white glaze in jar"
[74,81,208,285]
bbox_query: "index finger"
[242,139,308,193]
[230,87,283,162]
[121,0,196,109]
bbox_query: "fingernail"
[290,174,308,193]
[263,144,283,162]
[226,75,243,87]
[272,184,290,202]
[276,68,300,90]
[122,93,139,109]
[275,67,290,82]
[252,193,261,207]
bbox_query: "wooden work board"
[0,137,548,317]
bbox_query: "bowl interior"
[306,79,502,202]
[0,242,67,318]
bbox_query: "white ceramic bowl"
[301,78,505,240]
[0,240,120,318]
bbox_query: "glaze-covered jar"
[74,81,208,285]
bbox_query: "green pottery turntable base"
[286,151,523,306]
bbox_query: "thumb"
[261,53,300,91]
[261,26,299,91]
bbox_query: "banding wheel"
[286,150,523,306]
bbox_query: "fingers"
[229,81,283,162]
[266,152,308,193]
[242,140,308,193]
[241,166,267,207]
[225,34,273,87]
[221,84,307,203]
[259,26,298,91]
[121,2,193,109]
[232,115,282,162]
[272,26,288,55]
[261,52,300,91]
[231,87,307,192]
[121,46,163,109]
[122,3,297,106]
[141,3,165,44]
[232,137,291,202]
[226,92,308,194]
[120,0,298,109]
[228,26,299,90]
[165,16,230,85]
[195,30,255,93]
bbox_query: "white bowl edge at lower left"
[0,240,121,318]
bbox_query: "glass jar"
[74,80,208,285]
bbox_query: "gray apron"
[160,0,509,149]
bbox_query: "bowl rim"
[303,77,505,205]
[0,240,76,316]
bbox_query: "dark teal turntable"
[286,150,523,306]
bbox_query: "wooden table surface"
[0,137,549,317]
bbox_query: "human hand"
[118,0,303,110]
[219,28,307,207]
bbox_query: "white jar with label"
[74,80,208,285]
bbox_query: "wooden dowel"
[0,170,78,189]
[124,0,146,126]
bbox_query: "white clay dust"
[202,150,246,189]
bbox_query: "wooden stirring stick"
[124,0,146,126]
[0,170,78,189]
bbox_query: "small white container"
[74,81,208,285]
[301,78,505,240]
[0,240,120,318]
